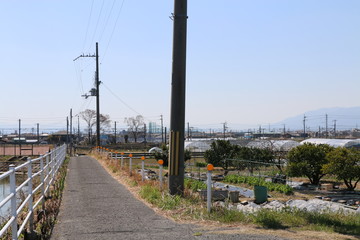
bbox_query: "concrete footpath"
[51,156,287,240]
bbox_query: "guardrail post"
[207,164,214,213]
[9,164,17,240]
[40,155,45,210]
[158,160,164,188]
[129,154,133,176]
[45,152,49,196]
[27,158,34,234]
[141,156,145,182]
[120,153,124,169]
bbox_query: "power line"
[98,0,117,43]
[101,0,126,61]
[87,0,105,53]
[102,82,142,116]
[82,0,95,52]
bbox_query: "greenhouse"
[301,138,360,148]
[245,140,300,152]
[184,141,211,152]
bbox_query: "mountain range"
[274,106,360,132]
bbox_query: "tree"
[287,143,334,185]
[124,115,144,143]
[80,109,111,144]
[324,147,360,191]
[235,147,274,175]
[152,144,191,167]
[204,140,239,175]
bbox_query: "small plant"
[195,162,207,168]
[184,178,206,192]
[223,175,293,195]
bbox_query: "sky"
[1,0,360,133]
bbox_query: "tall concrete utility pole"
[70,109,73,156]
[74,42,100,147]
[168,0,188,195]
[95,42,100,147]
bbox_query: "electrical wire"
[87,0,105,53]
[98,0,117,43]
[101,0,126,62]
[82,0,95,53]
[102,82,142,116]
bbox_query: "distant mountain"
[275,107,360,131]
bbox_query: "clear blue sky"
[1,0,359,132]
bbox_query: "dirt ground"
[0,145,52,156]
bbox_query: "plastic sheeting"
[301,138,360,148]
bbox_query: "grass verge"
[93,150,360,239]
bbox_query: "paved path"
[51,156,288,240]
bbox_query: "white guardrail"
[0,144,67,239]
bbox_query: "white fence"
[0,144,67,239]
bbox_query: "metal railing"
[0,144,67,239]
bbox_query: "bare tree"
[80,109,111,144]
[124,115,144,143]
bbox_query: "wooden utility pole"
[168,0,188,195]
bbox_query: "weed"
[252,209,287,229]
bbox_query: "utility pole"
[223,122,227,140]
[144,123,147,142]
[18,119,21,156]
[114,121,117,144]
[333,120,337,138]
[78,115,80,143]
[74,42,100,147]
[168,0,187,195]
[37,123,39,143]
[303,115,306,138]
[160,115,164,143]
[70,109,73,156]
[66,117,69,147]
[283,124,286,136]
[95,43,100,147]
[325,114,328,138]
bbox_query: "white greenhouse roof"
[246,140,300,151]
[184,141,211,152]
[301,138,360,148]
